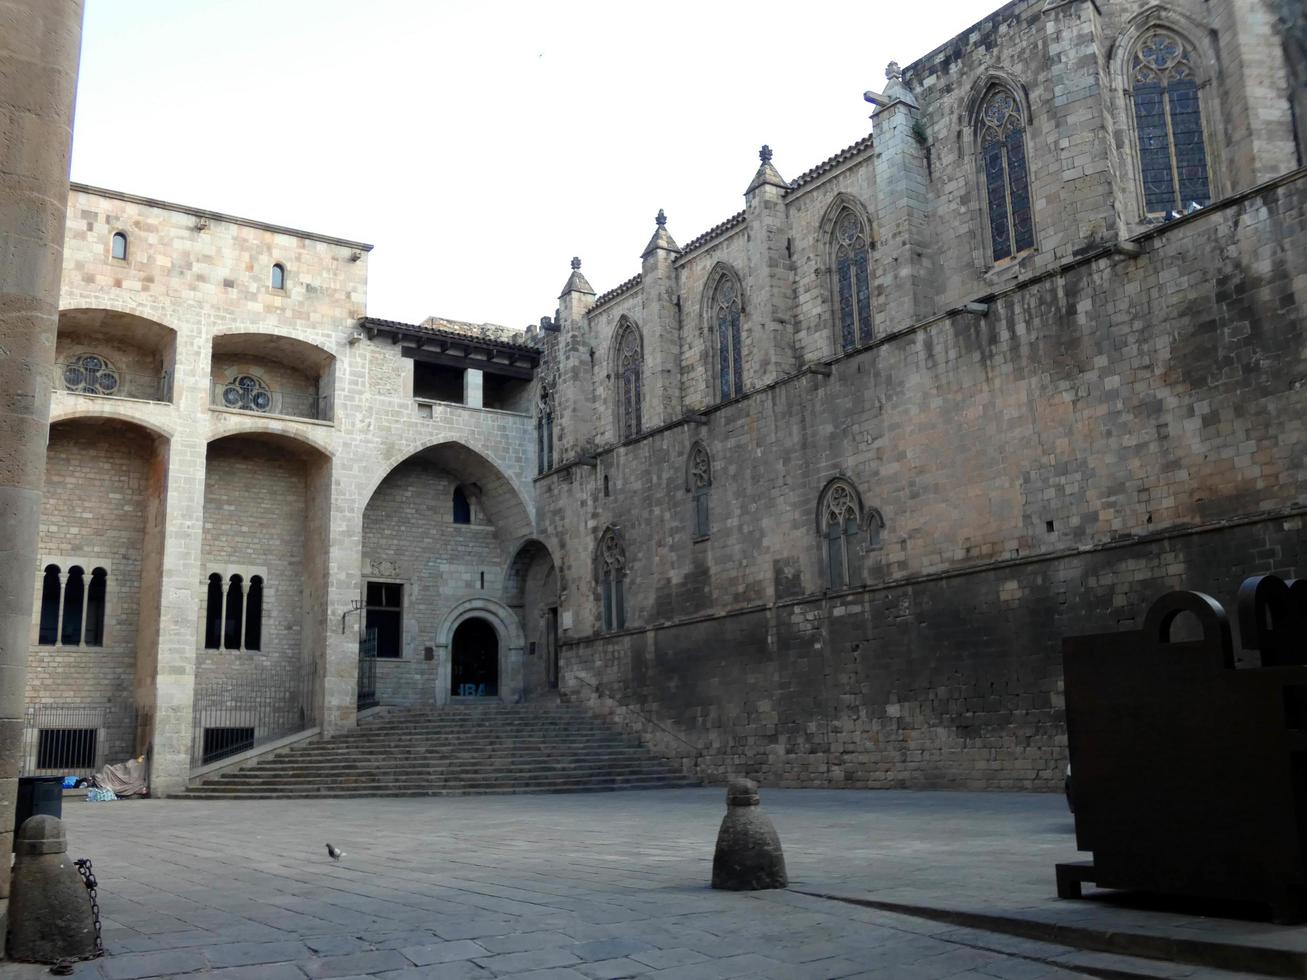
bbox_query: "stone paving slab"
[0,788,1295,978]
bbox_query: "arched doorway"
[451,617,498,698]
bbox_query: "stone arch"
[363,438,534,543]
[206,417,335,460]
[813,475,865,535]
[56,308,179,403]
[433,596,527,704]
[502,537,562,697]
[48,404,175,441]
[960,67,1035,129]
[1108,6,1227,219]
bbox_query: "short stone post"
[6,815,96,963]
[711,778,788,890]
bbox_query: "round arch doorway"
[450,616,499,698]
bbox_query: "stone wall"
[542,170,1307,790]
[26,419,150,761]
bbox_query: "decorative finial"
[571,256,581,270]
[759,145,773,164]
[655,209,667,227]
[886,61,902,81]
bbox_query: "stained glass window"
[598,530,627,631]
[713,275,744,400]
[617,322,642,439]
[63,353,120,397]
[820,481,862,591]
[1130,30,1211,216]
[832,209,874,350]
[979,88,1035,262]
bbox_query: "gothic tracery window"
[978,87,1035,262]
[820,481,862,591]
[63,353,120,397]
[831,209,873,350]
[712,274,744,400]
[616,321,643,440]
[1129,30,1212,216]
[687,442,712,539]
[221,373,272,412]
[598,529,627,631]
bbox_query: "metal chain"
[49,859,105,974]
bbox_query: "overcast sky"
[72,1,998,331]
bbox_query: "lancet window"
[598,529,627,632]
[819,481,862,591]
[831,209,873,350]
[616,321,643,440]
[978,87,1035,262]
[1129,30,1212,216]
[687,443,712,539]
[204,571,265,651]
[712,274,744,400]
[37,563,108,647]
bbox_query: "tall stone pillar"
[742,146,797,385]
[555,258,596,458]
[639,210,682,428]
[0,0,84,898]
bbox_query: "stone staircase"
[177,701,698,799]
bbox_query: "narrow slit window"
[111,232,127,261]
[244,575,263,651]
[84,568,107,647]
[61,566,84,646]
[204,573,223,649]
[224,575,244,650]
[38,565,61,645]
[452,487,471,524]
[271,263,286,290]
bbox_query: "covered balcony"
[209,333,335,423]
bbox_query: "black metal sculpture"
[1058,575,1307,923]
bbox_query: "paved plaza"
[4,788,1300,979]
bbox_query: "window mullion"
[1161,78,1182,213]
[55,571,67,649]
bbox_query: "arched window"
[831,209,874,350]
[271,263,286,290]
[1129,29,1212,216]
[204,573,223,649]
[536,385,554,474]
[111,232,127,261]
[687,442,712,539]
[61,566,84,646]
[220,374,272,413]
[615,321,643,440]
[712,274,744,399]
[62,353,120,396]
[819,481,862,591]
[224,575,244,650]
[598,529,627,632]
[452,486,472,524]
[245,576,263,651]
[38,565,61,645]
[978,87,1035,262]
[84,568,107,647]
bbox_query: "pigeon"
[326,843,344,861]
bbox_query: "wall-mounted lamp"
[350,250,363,262]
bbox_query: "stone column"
[639,210,682,428]
[555,259,596,458]
[0,0,84,898]
[742,146,797,386]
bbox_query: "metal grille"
[191,660,318,768]
[19,705,119,779]
[357,629,379,710]
[53,364,172,403]
[209,380,332,421]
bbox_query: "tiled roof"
[786,132,875,192]
[360,316,539,354]
[591,273,643,310]
[676,210,746,258]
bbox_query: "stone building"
[18,0,1307,795]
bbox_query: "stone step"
[187,700,698,798]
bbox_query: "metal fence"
[209,380,332,422]
[54,365,172,403]
[357,629,378,710]
[18,704,119,780]
[190,660,318,769]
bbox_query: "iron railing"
[19,704,120,780]
[54,365,172,403]
[190,660,318,768]
[209,380,332,422]
[357,629,378,710]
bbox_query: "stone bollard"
[6,815,96,963]
[711,777,788,890]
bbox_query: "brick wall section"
[362,456,505,704]
[198,438,308,682]
[541,172,1307,790]
[27,420,154,761]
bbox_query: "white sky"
[72,0,999,331]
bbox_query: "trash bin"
[13,775,63,848]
